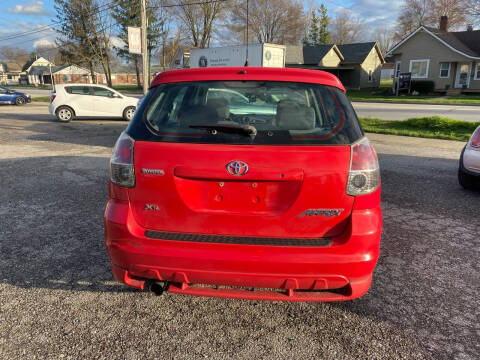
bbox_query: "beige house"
[0,62,23,85]
[286,42,385,90]
[388,20,480,93]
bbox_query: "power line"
[0,0,230,43]
[10,20,121,50]
[0,0,120,43]
[148,0,230,9]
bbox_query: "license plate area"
[174,178,302,214]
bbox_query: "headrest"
[276,100,315,130]
[178,104,218,127]
[206,98,229,120]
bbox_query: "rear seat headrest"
[276,100,315,130]
[206,98,230,120]
[178,104,218,127]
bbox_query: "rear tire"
[458,169,475,190]
[56,106,74,122]
[123,106,135,121]
[15,97,26,106]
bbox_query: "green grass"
[348,79,480,104]
[350,93,480,104]
[13,84,52,89]
[31,96,50,102]
[360,116,480,141]
[380,79,393,87]
[112,84,143,93]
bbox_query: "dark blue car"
[0,86,31,105]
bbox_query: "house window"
[475,63,480,80]
[368,70,373,82]
[409,59,430,79]
[439,62,450,78]
[395,62,401,77]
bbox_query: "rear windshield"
[128,81,363,145]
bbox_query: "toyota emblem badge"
[226,161,249,176]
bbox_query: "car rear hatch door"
[128,142,353,239]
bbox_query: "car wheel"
[458,169,475,190]
[15,97,26,106]
[123,106,136,121]
[56,106,74,122]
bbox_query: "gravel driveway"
[0,104,479,359]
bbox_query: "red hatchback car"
[104,67,382,302]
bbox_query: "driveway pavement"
[353,102,480,122]
[0,103,479,360]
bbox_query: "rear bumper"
[104,200,382,302]
[461,146,480,176]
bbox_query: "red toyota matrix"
[104,67,382,302]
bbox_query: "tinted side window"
[66,86,90,95]
[92,87,115,97]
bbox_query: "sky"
[0,0,403,52]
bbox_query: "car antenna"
[244,0,249,67]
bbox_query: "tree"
[54,0,101,83]
[0,46,30,65]
[466,0,480,26]
[34,43,63,65]
[304,5,329,46]
[304,10,319,45]
[167,0,227,48]
[375,26,395,55]
[55,0,114,86]
[112,0,166,88]
[429,0,468,30]
[317,5,330,45]
[112,0,141,88]
[330,9,364,44]
[395,0,468,40]
[228,0,305,45]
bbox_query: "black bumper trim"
[144,230,332,247]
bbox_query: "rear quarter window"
[127,81,363,145]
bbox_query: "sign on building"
[128,27,142,55]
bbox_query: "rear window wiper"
[189,124,257,138]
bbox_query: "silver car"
[459,125,480,190]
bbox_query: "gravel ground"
[0,104,479,360]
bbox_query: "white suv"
[49,84,138,122]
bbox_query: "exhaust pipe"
[149,281,169,296]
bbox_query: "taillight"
[347,137,380,196]
[110,132,135,188]
[50,94,56,103]
[470,127,480,148]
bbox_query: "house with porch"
[22,56,56,85]
[285,42,385,90]
[0,62,23,85]
[387,17,480,93]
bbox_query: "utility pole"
[141,0,148,95]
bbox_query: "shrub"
[410,80,435,94]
